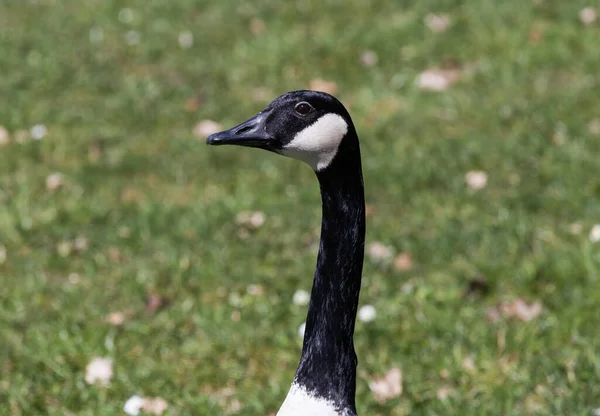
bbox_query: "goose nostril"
[235,125,253,135]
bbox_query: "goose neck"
[294,145,365,411]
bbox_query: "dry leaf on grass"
[565,357,576,383]
[465,170,488,190]
[424,14,451,33]
[107,247,122,263]
[0,245,7,265]
[14,129,29,144]
[145,294,169,316]
[369,368,402,403]
[416,69,460,91]
[249,18,266,35]
[308,79,337,95]
[498,354,519,373]
[569,222,583,234]
[462,356,476,374]
[528,24,544,44]
[0,126,9,146]
[184,96,202,112]
[121,187,144,203]
[68,273,82,284]
[487,299,543,322]
[88,139,104,162]
[73,236,88,252]
[524,386,546,414]
[106,311,126,326]
[193,120,222,138]
[393,252,413,271]
[85,357,113,386]
[366,242,393,262]
[226,398,242,413]
[141,397,169,415]
[208,385,236,399]
[46,173,64,191]
[504,299,543,322]
[252,87,272,103]
[486,307,501,323]
[588,119,600,136]
[124,396,168,416]
[236,211,265,229]
[202,383,242,414]
[437,385,453,400]
[359,50,378,67]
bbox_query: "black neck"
[294,130,365,412]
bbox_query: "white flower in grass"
[89,27,104,44]
[228,292,242,307]
[118,8,134,24]
[178,31,194,48]
[125,31,140,45]
[84,357,113,386]
[246,284,264,296]
[579,7,597,25]
[124,395,144,416]
[465,170,488,190]
[292,289,310,306]
[358,304,377,323]
[298,322,306,338]
[590,224,600,243]
[360,50,378,67]
[30,124,47,140]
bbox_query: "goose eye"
[294,102,313,116]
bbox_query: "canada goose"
[207,90,365,416]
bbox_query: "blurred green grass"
[1,0,600,415]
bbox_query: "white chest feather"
[280,113,348,171]
[277,383,349,416]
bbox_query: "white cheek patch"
[281,113,348,171]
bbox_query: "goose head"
[206,90,356,171]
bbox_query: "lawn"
[1,0,600,415]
